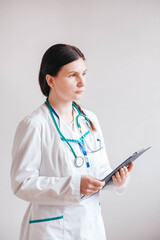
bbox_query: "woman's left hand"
[112,162,133,187]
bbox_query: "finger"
[128,162,134,172]
[84,189,93,196]
[90,178,105,188]
[115,171,121,182]
[101,181,105,187]
[85,187,100,196]
[89,180,104,191]
[88,184,102,192]
[120,168,126,180]
[123,166,129,177]
[112,175,118,185]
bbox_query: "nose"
[77,75,86,87]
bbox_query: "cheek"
[56,81,74,95]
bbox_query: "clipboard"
[102,146,151,187]
[81,146,151,199]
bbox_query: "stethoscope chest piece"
[75,156,84,168]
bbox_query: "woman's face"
[50,58,87,102]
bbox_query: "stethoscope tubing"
[45,99,77,159]
[45,99,102,167]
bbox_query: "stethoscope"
[45,98,102,168]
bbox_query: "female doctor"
[10,43,133,240]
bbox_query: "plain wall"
[1,0,160,239]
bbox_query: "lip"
[75,91,84,94]
[75,90,84,93]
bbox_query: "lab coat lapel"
[58,107,80,141]
[49,104,91,142]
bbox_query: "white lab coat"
[11,103,129,240]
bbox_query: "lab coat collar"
[59,105,85,141]
[43,102,89,141]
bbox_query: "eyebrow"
[68,69,87,74]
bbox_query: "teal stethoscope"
[45,98,102,168]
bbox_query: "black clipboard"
[81,146,151,199]
[102,146,151,187]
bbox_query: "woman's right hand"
[80,175,105,196]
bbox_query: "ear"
[46,74,55,88]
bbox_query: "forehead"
[60,58,86,73]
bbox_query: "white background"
[1,0,160,239]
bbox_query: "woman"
[11,44,133,240]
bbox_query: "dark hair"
[39,43,85,97]
[39,43,96,131]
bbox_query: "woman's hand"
[112,162,134,187]
[80,175,105,196]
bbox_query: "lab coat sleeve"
[92,113,130,194]
[10,117,81,205]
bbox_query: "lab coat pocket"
[28,205,64,240]
[29,216,64,240]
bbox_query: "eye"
[83,72,87,76]
[69,73,75,77]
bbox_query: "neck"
[48,93,73,123]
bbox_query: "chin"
[73,95,83,101]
